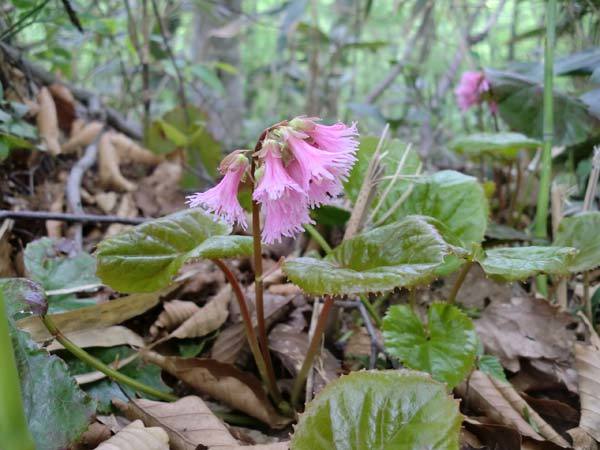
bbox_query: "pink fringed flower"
[253,140,311,243]
[455,71,497,113]
[186,151,249,229]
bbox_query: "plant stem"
[448,261,473,305]
[291,295,335,408]
[41,315,177,402]
[584,271,592,320]
[534,0,557,296]
[212,259,282,404]
[304,223,333,254]
[249,146,282,404]
[0,290,36,450]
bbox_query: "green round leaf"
[96,209,252,293]
[383,170,489,249]
[479,246,578,281]
[554,212,600,273]
[291,370,462,450]
[383,303,478,388]
[450,132,540,160]
[283,216,457,296]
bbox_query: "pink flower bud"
[455,71,496,113]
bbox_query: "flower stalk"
[0,290,36,450]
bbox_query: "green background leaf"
[554,212,600,273]
[291,370,461,450]
[450,132,540,160]
[479,246,578,281]
[96,209,250,293]
[24,238,100,313]
[383,303,478,388]
[283,216,455,296]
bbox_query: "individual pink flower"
[186,151,249,229]
[455,71,497,113]
[253,140,312,243]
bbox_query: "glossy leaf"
[24,238,100,313]
[283,216,456,296]
[450,132,540,160]
[291,370,461,450]
[383,303,478,388]
[96,209,251,293]
[385,170,488,249]
[479,246,578,281]
[554,212,600,273]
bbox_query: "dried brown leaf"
[36,86,61,155]
[209,443,289,450]
[463,417,521,450]
[99,132,137,192]
[111,132,161,165]
[62,121,103,153]
[142,352,290,429]
[46,325,144,351]
[18,288,174,341]
[134,160,185,217]
[150,300,201,337]
[74,422,112,450]
[269,323,339,394]
[105,193,138,236]
[456,371,546,442]
[170,285,231,339]
[95,192,119,214]
[575,343,600,441]
[48,83,76,133]
[344,326,383,359]
[211,294,292,364]
[567,427,598,450]
[114,396,238,450]
[475,296,577,372]
[266,283,302,297]
[0,222,15,277]
[94,419,169,450]
[521,393,579,435]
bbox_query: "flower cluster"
[455,71,497,113]
[186,117,359,244]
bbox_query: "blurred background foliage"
[1,0,599,180]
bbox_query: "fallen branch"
[0,210,147,225]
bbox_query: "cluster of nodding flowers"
[186,117,359,244]
[455,71,498,114]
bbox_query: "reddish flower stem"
[213,259,281,404]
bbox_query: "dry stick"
[212,258,281,405]
[0,210,147,225]
[66,132,102,249]
[582,147,600,319]
[291,295,335,408]
[357,301,380,369]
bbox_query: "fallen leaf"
[269,323,339,394]
[142,352,290,428]
[74,422,112,450]
[48,83,76,133]
[211,294,292,364]
[96,415,131,434]
[95,192,119,214]
[134,160,185,217]
[18,288,173,341]
[266,283,302,296]
[463,417,521,450]
[114,396,238,450]
[209,444,289,450]
[344,326,383,359]
[575,343,600,441]
[99,132,137,192]
[94,419,169,450]
[105,193,138,236]
[36,86,61,155]
[111,132,161,165]
[150,300,200,337]
[169,285,231,339]
[75,353,138,385]
[475,296,576,372]
[567,427,598,450]
[456,370,568,446]
[521,393,579,435]
[0,220,15,277]
[62,121,103,153]
[46,325,144,351]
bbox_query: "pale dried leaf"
[111,132,161,165]
[134,160,185,217]
[345,326,382,359]
[266,283,302,296]
[106,193,138,236]
[18,288,174,341]
[0,224,15,277]
[211,294,292,364]
[99,132,137,192]
[96,415,130,434]
[575,343,600,441]
[46,325,144,351]
[170,285,231,339]
[150,300,200,337]
[48,82,76,132]
[567,427,598,450]
[114,396,237,450]
[94,419,169,450]
[95,192,119,214]
[73,422,112,450]
[62,121,103,153]
[36,86,61,155]
[456,370,544,441]
[269,323,339,394]
[475,296,576,372]
[210,443,289,450]
[142,352,290,429]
